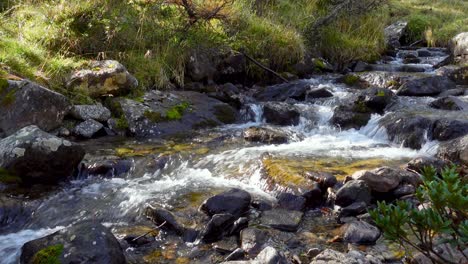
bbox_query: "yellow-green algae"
[31,244,63,264]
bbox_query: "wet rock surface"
[69,104,111,122]
[335,180,372,207]
[342,221,381,245]
[200,189,251,218]
[73,119,105,138]
[263,102,300,126]
[243,127,288,144]
[396,76,456,96]
[260,208,303,232]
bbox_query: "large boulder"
[436,65,468,85]
[67,60,138,98]
[331,105,371,130]
[109,90,238,137]
[379,114,433,149]
[384,21,407,49]
[450,32,468,65]
[351,167,403,193]
[335,180,372,207]
[396,76,456,96]
[243,127,288,144]
[0,80,71,137]
[263,102,300,126]
[20,221,126,264]
[0,126,85,184]
[431,119,468,141]
[429,96,468,111]
[254,80,313,101]
[356,87,396,113]
[200,188,251,218]
[437,135,468,166]
[69,104,111,122]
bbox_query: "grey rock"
[335,180,372,207]
[379,113,433,149]
[243,127,288,144]
[20,221,126,264]
[67,60,138,98]
[406,156,449,174]
[225,248,245,261]
[70,104,111,122]
[73,119,104,139]
[351,167,402,193]
[436,65,468,85]
[0,125,85,184]
[144,206,184,236]
[306,87,333,99]
[357,87,396,113]
[384,21,407,49]
[430,96,468,111]
[277,192,306,211]
[240,227,268,256]
[254,80,312,101]
[392,184,416,198]
[260,208,303,232]
[263,102,300,126]
[339,201,367,218]
[311,249,360,264]
[437,134,468,167]
[0,80,71,136]
[396,76,456,96]
[200,213,236,243]
[450,32,468,65]
[331,105,372,130]
[221,246,289,264]
[343,221,381,245]
[431,119,468,141]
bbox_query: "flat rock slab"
[260,208,303,232]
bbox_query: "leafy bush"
[370,166,468,264]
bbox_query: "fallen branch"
[240,51,288,83]
[132,221,166,242]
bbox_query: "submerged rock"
[200,188,251,218]
[243,127,288,144]
[69,104,111,122]
[20,221,126,264]
[263,102,300,126]
[260,208,303,232]
[0,126,85,184]
[67,60,138,98]
[396,76,455,96]
[0,80,70,136]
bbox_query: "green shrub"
[370,166,468,264]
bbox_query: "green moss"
[314,59,327,71]
[0,168,22,184]
[143,110,166,123]
[115,116,129,130]
[386,80,399,87]
[0,78,8,93]
[376,90,386,97]
[1,89,16,106]
[342,74,360,86]
[31,244,63,264]
[166,102,190,121]
[213,105,236,124]
[353,100,371,113]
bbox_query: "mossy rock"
[31,244,63,264]
[342,74,360,86]
[0,168,22,184]
[192,119,219,129]
[262,157,315,193]
[213,105,237,124]
[143,110,166,123]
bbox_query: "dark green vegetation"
[31,244,64,264]
[370,166,468,264]
[1,0,465,99]
[143,102,191,122]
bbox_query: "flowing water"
[0,48,461,263]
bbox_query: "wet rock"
[144,206,184,236]
[0,196,31,232]
[406,156,449,174]
[403,57,421,64]
[331,105,371,130]
[384,21,407,49]
[311,249,361,264]
[225,248,245,261]
[357,87,396,113]
[396,76,456,96]
[20,220,126,264]
[222,246,288,264]
[411,243,468,264]
[436,65,468,85]
[72,119,104,139]
[82,159,133,178]
[0,80,71,136]
[343,221,380,245]
[110,90,237,137]
[70,104,111,122]
[201,213,236,243]
[263,102,300,126]
[214,236,239,254]
[380,114,433,149]
[243,127,288,144]
[351,167,402,193]
[306,171,337,190]
[230,217,249,236]
[431,119,468,141]
[251,199,274,211]
[354,72,401,89]
[335,180,372,207]
[260,208,303,232]
[254,80,312,101]
[240,227,268,256]
[123,235,153,247]
[339,201,367,218]
[430,96,468,111]
[437,135,468,166]
[450,32,468,65]
[306,86,333,99]
[438,88,465,97]
[0,125,85,184]
[67,60,138,98]
[277,192,306,211]
[200,188,251,218]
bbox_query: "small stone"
[260,208,303,232]
[343,221,381,245]
[335,180,372,207]
[73,119,104,139]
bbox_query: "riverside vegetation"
[0,0,468,264]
